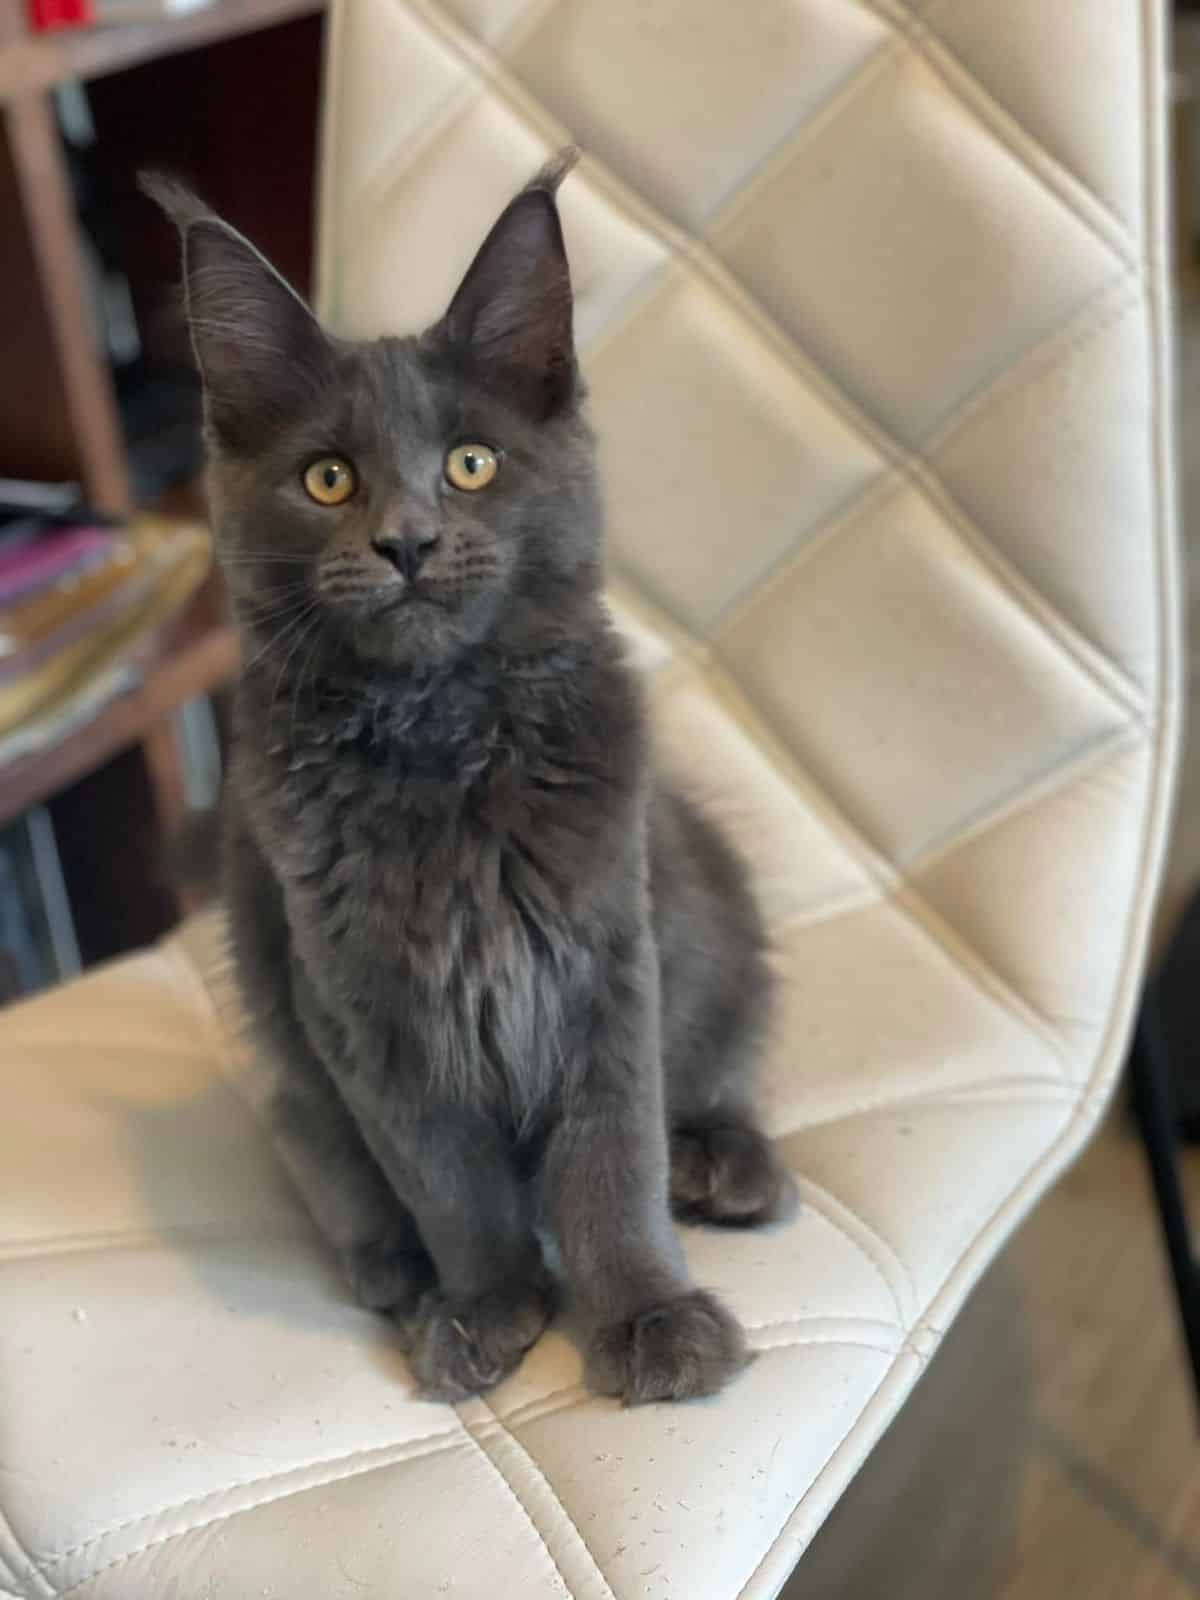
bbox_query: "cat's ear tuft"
[141,171,331,451]
[440,149,580,420]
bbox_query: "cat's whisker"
[241,601,318,673]
[269,609,323,728]
[240,598,314,631]
[220,556,316,567]
[241,587,313,619]
[219,549,317,565]
[241,579,311,599]
[289,617,325,750]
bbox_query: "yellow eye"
[445,443,499,492]
[303,457,357,506]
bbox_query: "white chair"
[0,2,1179,1595]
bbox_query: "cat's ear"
[441,150,580,420]
[141,174,332,450]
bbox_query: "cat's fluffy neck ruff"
[238,593,621,777]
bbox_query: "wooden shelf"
[0,0,323,105]
[0,0,321,967]
[0,571,237,830]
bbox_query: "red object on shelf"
[26,0,94,30]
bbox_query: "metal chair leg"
[1129,995,1200,1423]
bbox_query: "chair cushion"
[0,588,1175,1599]
[0,0,1179,1596]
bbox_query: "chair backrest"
[317,0,1180,1089]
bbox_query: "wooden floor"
[781,244,1200,1600]
[1001,1127,1200,1600]
[785,1121,1200,1599]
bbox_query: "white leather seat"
[0,2,1180,1595]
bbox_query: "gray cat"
[148,153,795,1405]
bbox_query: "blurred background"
[0,2,1198,1595]
[0,0,321,996]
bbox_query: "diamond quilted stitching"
[911,739,1153,1060]
[779,1095,1076,1306]
[437,0,544,45]
[763,899,1064,1141]
[321,0,1158,742]
[0,978,301,1252]
[630,586,1104,1076]
[686,1199,905,1336]
[463,1403,612,1599]
[716,481,1128,864]
[0,1234,446,1571]
[932,292,1158,690]
[57,1437,562,1600]
[2,7,1176,1600]
[919,0,1144,240]
[35,1430,464,1590]
[507,1341,896,1600]
[475,1331,584,1421]
[319,0,468,326]
[332,98,669,345]
[588,271,884,631]
[713,48,1119,444]
[508,0,890,229]
[650,668,876,934]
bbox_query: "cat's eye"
[303,457,357,506]
[444,443,499,493]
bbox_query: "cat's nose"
[371,528,439,582]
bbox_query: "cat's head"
[147,153,600,673]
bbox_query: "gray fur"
[149,157,795,1404]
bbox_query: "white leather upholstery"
[0,2,1180,1596]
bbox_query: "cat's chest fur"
[282,732,574,978]
[241,653,637,1117]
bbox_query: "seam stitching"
[916,0,1141,248]
[49,1432,468,1599]
[496,1386,588,1431]
[887,884,1072,1072]
[700,293,1147,726]
[693,666,1080,1067]
[0,1221,309,1266]
[702,270,1141,645]
[745,1315,903,1339]
[335,0,1147,716]
[0,1499,53,1600]
[904,728,1146,879]
[663,650,1086,1067]
[36,1426,463,1575]
[733,1364,900,1599]
[773,1082,1078,1143]
[896,9,1135,265]
[750,1335,902,1358]
[787,1177,915,1326]
[462,1402,609,1599]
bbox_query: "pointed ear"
[141,174,332,451]
[441,150,580,420]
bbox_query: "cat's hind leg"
[669,1105,797,1228]
[653,789,794,1228]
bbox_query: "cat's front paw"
[400,1279,555,1403]
[587,1289,749,1404]
[670,1124,798,1228]
[342,1230,434,1314]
